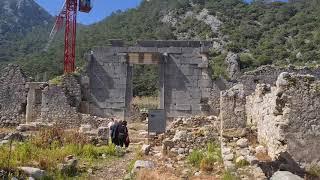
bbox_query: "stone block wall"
[86,40,213,119]
[246,72,320,164]
[0,64,28,127]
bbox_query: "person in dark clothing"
[118,121,129,147]
[110,120,120,145]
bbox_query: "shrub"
[235,159,250,168]
[307,164,320,177]
[49,76,63,85]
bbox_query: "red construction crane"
[46,0,92,74]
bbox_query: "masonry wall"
[219,84,246,130]
[0,64,28,127]
[86,41,212,119]
[210,65,320,115]
[246,72,320,164]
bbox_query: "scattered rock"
[18,167,45,179]
[255,145,267,154]
[178,148,185,155]
[141,144,151,155]
[235,156,245,164]
[132,160,155,174]
[224,153,234,161]
[236,138,248,148]
[101,154,107,159]
[87,168,93,174]
[97,126,109,139]
[57,155,78,175]
[270,171,303,180]
[225,52,241,80]
[3,132,25,141]
[172,130,187,142]
[0,140,9,145]
[79,124,92,133]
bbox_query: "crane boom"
[44,2,66,51]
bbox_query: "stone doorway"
[86,40,213,120]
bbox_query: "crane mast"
[46,0,92,74]
[64,0,78,73]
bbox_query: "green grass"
[188,150,205,168]
[223,170,238,180]
[0,127,122,179]
[187,142,222,171]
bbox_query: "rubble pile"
[162,116,219,156]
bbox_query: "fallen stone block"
[18,167,45,179]
[270,171,303,180]
[132,160,155,174]
[141,144,151,155]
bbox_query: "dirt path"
[88,146,136,180]
[88,122,147,180]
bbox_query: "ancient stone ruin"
[0,40,319,179]
[246,72,320,164]
[0,64,28,127]
[86,40,213,118]
[220,72,320,174]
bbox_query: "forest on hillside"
[2,0,320,96]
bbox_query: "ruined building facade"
[86,40,213,119]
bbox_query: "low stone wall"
[62,74,81,108]
[246,72,320,164]
[39,75,110,128]
[0,64,28,127]
[210,65,320,115]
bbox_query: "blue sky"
[35,0,142,25]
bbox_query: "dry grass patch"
[132,96,160,110]
[136,169,179,180]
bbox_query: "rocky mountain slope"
[0,0,52,63]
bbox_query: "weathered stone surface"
[41,85,80,126]
[18,167,45,179]
[87,41,213,119]
[162,116,219,156]
[3,132,25,141]
[225,52,240,80]
[236,138,248,148]
[255,145,267,154]
[61,74,81,108]
[141,144,151,155]
[97,126,109,140]
[220,84,246,129]
[270,171,303,180]
[79,124,92,133]
[246,72,320,164]
[57,155,78,174]
[132,160,155,173]
[210,65,320,115]
[0,64,28,127]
